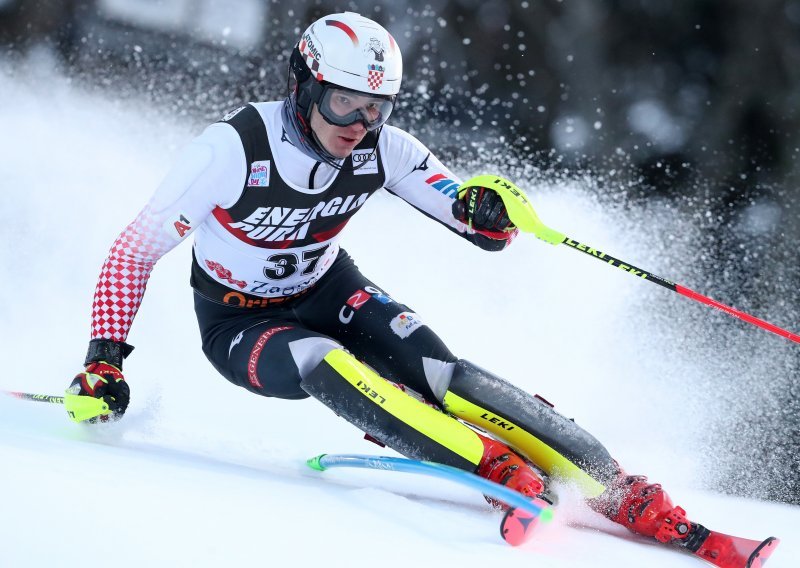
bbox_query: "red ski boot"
[474,433,546,508]
[475,433,553,546]
[590,472,780,567]
[591,473,689,542]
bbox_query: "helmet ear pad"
[290,47,325,133]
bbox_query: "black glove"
[452,186,515,235]
[67,361,130,423]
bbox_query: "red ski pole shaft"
[560,236,800,344]
[461,175,799,343]
[2,391,65,404]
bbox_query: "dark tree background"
[2,0,798,503]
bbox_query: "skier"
[67,12,773,565]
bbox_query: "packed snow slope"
[1,53,798,568]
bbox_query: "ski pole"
[462,175,800,344]
[2,391,64,404]
[2,389,111,422]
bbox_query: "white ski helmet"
[290,12,402,132]
[297,12,402,96]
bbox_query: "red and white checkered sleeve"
[90,204,177,341]
[88,120,246,342]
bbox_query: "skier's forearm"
[90,253,155,342]
[89,203,178,341]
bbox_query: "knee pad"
[444,359,617,497]
[300,349,484,471]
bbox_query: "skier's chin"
[326,136,361,159]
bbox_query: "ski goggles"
[317,86,396,131]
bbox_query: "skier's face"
[310,104,368,159]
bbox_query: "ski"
[499,499,553,546]
[685,525,779,568]
[307,453,554,546]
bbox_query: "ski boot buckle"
[655,506,692,543]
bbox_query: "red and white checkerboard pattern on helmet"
[299,39,324,82]
[91,206,175,342]
[367,69,384,90]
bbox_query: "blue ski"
[307,453,553,545]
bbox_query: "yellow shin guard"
[301,349,485,471]
[443,360,615,498]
